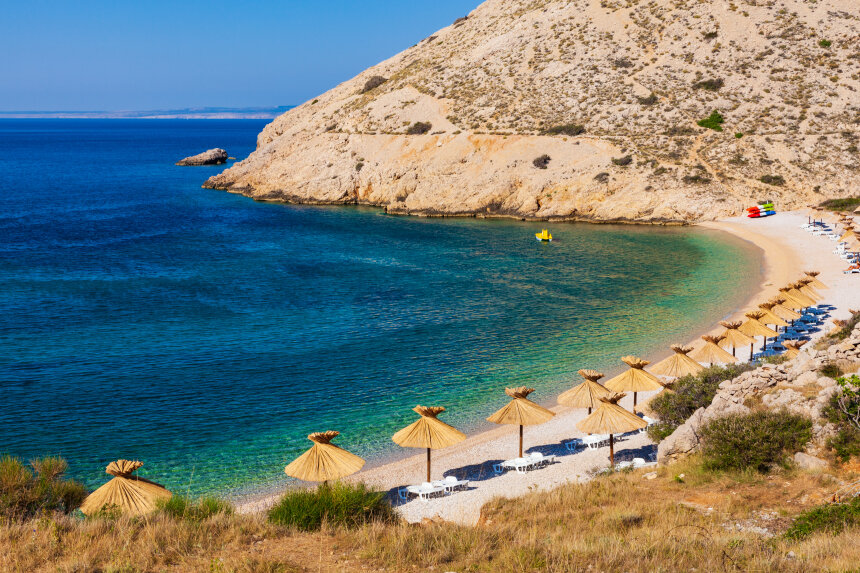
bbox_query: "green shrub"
[818,39,832,48]
[637,93,658,106]
[360,76,387,94]
[700,411,812,472]
[0,456,87,519]
[819,362,844,378]
[784,496,860,540]
[406,122,432,135]
[533,154,551,169]
[355,162,364,172]
[819,197,860,213]
[647,364,756,442]
[734,132,743,138]
[759,174,785,186]
[693,78,724,91]
[697,111,725,131]
[156,495,233,522]
[543,123,585,136]
[828,427,860,463]
[268,482,397,531]
[611,155,633,166]
[824,375,860,462]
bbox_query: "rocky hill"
[205,0,860,223]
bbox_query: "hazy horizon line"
[0,106,294,120]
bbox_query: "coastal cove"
[0,120,761,499]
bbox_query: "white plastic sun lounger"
[582,434,610,449]
[405,482,446,501]
[526,452,556,467]
[432,475,469,492]
[502,457,537,474]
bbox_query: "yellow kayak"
[535,229,552,242]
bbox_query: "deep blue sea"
[0,120,760,497]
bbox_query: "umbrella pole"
[609,434,615,467]
[750,342,754,361]
[732,345,736,357]
[519,425,524,457]
[633,392,638,407]
[427,448,431,483]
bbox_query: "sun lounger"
[581,434,610,449]
[526,452,556,467]
[405,482,446,501]
[564,438,583,452]
[432,475,469,492]
[502,457,537,474]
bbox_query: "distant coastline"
[0,106,292,120]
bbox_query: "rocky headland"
[177,148,228,166]
[205,0,859,223]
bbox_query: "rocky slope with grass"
[205,0,859,222]
[658,316,860,464]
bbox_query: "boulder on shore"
[176,148,228,166]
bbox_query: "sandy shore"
[237,210,859,525]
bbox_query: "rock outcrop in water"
[177,148,228,166]
[205,0,860,223]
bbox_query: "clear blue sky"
[0,0,478,111]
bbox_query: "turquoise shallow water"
[0,120,761,496]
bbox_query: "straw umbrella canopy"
[79,460,171,517]
[757,302,790,328]
[557,369,610,415]
[803,271,827,290]
[604,356,664,407]
[777,288,809,311]
[649,345,704,379]
[739,311,779,354]
[783,285,815,308]
[284,431,365,483]
[576,394,647,467]
[769,296,802,321]
[691,334,737,365]
[794,280,820,303]
[783,340,807,360]
[487,387,555,457]
[392,405,466,482]
[718,321,755,358]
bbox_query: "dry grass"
[2,458,860,572]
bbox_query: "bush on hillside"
[700,411,812,472]
[533,154,551,169]
[637,93,658,106]
[268,482,397,531]
[760,174,785,186]
[693,78,724,91]
[611,155,633,166]
[0,456,87,519]
[825,375,860,463]
[406,122,432,135]
[784,496,860,540]
[360,76,387,94]
[819,196,860,213]
[697,110,725,131]
[647,363,756,442]
[543,123,585,136]
[156,495,233,522]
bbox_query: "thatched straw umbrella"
[604,356,664,408]
[79,460,171,517]
[392,406,466,482]
[284,431,365,483]
[777,288,809,311]
[557,369,610,415]
[803,271,827,290]
[769,296,802,322]
[576,394,647,467]
[757,302,790,329]
[718,321,755,359]
[794,279,822,302]
[649,345,704,379]
[739,311,779,355]
[691,334,737,365]
[784,285,815,308]
[783,340,807,360]
[487,387,555,457]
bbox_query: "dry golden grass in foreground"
[3,457,860,572]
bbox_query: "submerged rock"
[176,148,228,166]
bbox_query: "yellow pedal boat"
[535,229,552,242]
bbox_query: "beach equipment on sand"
[604,356,663,408]
[487,387,555,458]
[79,460,171,517]
[649,345,704,379]
[557,369,610,415]
[691,334,737,365]
[769,296,802,321]
[784,285,815,308]
[795,279,821,302]
[778,288,809,311]
[756,302,790,329]
[392,405,466,482]
[576,394,647,467]
[804,271,827,290]
[783,340,807,360]
[284,431,365,483]
[717,321,755,359]
[739,311,779,355]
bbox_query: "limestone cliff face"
[205,0,860,223]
